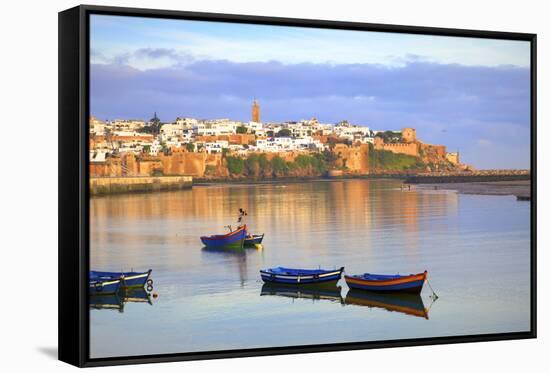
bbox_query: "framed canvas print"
[58,5,536,367]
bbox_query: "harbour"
[89,178,530,358]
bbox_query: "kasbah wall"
[333,143,369,174]
[90,151,224,178]
[374,127,448,161]
[90,143,371,178]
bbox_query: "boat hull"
[244,234,264,246]
[345,271,427,294]
[89,279,121,295]
[90,269,152,288]
[201,225,247,249]
[260,267,344,286]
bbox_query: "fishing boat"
[345,290,429,319]
[260,266,344,286]
[89,276,122,295]
[200,224,247,249]
[345,271,427,294]
[244,233,264,247]
[90,269,153,289]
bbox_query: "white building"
[245,121,263,132]
[197,119,241,136]
[204,140,229,154]
[175,117,198,128]
[111,119,146,131]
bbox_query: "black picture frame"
[58,4,537,367]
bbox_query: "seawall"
[404,170,530,184]
[90,176,193,196]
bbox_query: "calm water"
[89,179,531,358]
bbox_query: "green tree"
[276,128,292,137]
[322,149,338,164]
[236,126,248,134]
[271,156,288,176]
[226,156,245,175]
[245,154,261,178]
[185,143,195,152]
[375,130,402,143]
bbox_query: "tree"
[276,128,292,137]
[236,126,248,134]
[375,130,402,143]
[226,156,245,174]
[322,149,338,164]
[245,154,260,178]
[149,112,161,135]
[271,156,288,176]
[185,143,195,152]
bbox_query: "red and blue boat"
[200,225,247,249]
[260,266,344,286]
[90,269,152,289]
[345,271,427,294]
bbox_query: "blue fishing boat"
[90,269,152,289]
[89,276,122,295]
[244,233,264,247]
[260,266,344,286]
[200,225,247,249]
[345,271,427,294]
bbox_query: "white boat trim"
[90,279,121,287]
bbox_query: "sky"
[90,15,531,169]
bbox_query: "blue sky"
[90,15,531,169]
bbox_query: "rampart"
[90,176,193,196]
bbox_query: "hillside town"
[89,100,465,179]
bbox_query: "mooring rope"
[426,277,439,300]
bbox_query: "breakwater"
[404,170,530,184]
[90,176,192,196]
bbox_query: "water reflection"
[89,289,153,313]
[90,180,459,271]
[201,246,252,286]
[260,283,344,304]
[345,289,429,319]
[90,179,530,358]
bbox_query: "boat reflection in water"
[89,288,153,313]
[344,290,430,319]
[260,283,343,304]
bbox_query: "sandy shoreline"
[415,180,531,199]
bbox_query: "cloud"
[92,48,194,70]
[90,59,530,169]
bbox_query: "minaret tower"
[252,99,260,123]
